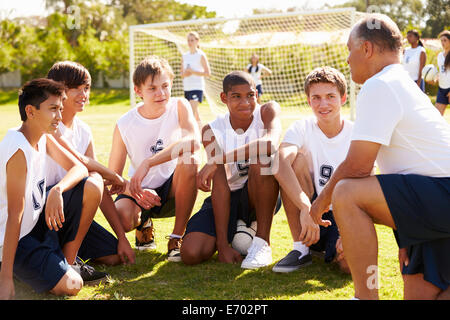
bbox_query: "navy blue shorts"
[436,87,450,105]
[13,178,87,293]
[377,174,450,290]
[78,220,118,261]
[256,84,263,96]
[115,174,175,229]
[184,182,281,243]
[184,90,203,103]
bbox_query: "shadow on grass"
[91,253,351,300]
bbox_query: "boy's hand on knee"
[299,208,320,247]
[45,187,65,231]
[134,188,161,209]
[197,163,217,192]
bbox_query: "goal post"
[129,8,365,119]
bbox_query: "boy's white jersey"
[209,105,265,191]
[117,98,181,189]
[46,117,92,186]
[283,117,353,196]
[437,51,450,89]
[182,49,206,91]
[0,129,47,257]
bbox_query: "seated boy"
[0,79,102,299]
[181,71,282,269]
[108,56,200,262]
[272,67,351,274]
[46,61,135,267]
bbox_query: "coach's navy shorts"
[377,174,450,290]
[436,87,450,105]
[184,90,203,103]
[184,182,281,243]
[115,174,175,229]
[13,178,87,293]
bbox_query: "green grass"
[1,88,449,301]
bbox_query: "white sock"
[293,241,310,256]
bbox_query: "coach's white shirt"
[46,117,92,186]
[0,130,47,260]
[352,64,450,177]
[117,98,181,189]
[283,116,353,196]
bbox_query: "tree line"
[0,0,447,86]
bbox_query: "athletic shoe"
[135,218,156,251]
[166,236,182,262]
[241,237,272,269]
[72,257,109,286]
[272,250,312,273]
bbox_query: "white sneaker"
[241,236,272,269]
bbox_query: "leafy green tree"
[422,0,450,37]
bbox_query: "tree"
[422,0,450,38]
[331,0,425,31]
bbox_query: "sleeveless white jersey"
[209,105,265,191]
[283,117,354,196]
[117,98,181,189]
[0,129,47,258]
[402,46,426,81]
[246,63,266,86]
[182,50,206,91]
[46,117,92,186]
[437,51,450,89]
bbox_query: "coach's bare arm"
[310,140,380,226]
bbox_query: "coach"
[310,13,450,300]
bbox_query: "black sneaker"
[72,257,109,286]
[272,250,312,273]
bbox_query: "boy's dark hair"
[47,61,91,89]
[354,14,403,53]
[133,55,174,87]
[223,71,256,94]
[18,78,65,121]
[304,66,347,97]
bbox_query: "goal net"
[129,8,365,118]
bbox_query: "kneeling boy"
[272,67,352,274]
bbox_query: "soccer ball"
[422,64,438,82]
[232,219,257,255]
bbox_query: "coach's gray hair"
[353,14,403,53]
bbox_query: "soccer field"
[1,88,448,300]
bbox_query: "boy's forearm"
[146,137,200,169]
[220,138,276,164]
[54,164,88,193]
[1,211,23,280]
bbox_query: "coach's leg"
[247,160,279,244]
[62,176,103,265]
[170,158,198,237]
[189,100,202,128]
[332,176,396,300]
[403,273,442,300]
